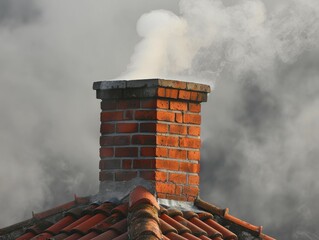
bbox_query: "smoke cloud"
[0,0,318,239]
[123,0,319,239]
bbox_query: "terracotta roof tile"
[0,186,275,240]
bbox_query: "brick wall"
[93,79,210,202]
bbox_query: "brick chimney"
[93,79,210,202]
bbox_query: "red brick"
[100,136,130,146]
[122,159,132,169]
[141,99,169,109]
[124,110,134,120]
[156,159,179,171]
[155,171,168,182]
[100,123,115,134]
[188,175,199,185]
[175,185,183,195]
[132,135,156,145]
[156,136,179,147]
[157,87,166,97]
[188,126,200,136]
[187,196,196,202]
[155,182,175,194]
[116,123,138,133]
[175,113,183,123]
[183,186,199,196]
[166,194,187,201]
[169,173,187,184]
[99,160,121,169]
[100,148,114,157]
[190,92,206,102]
[140,123,168,133]
[180,138,201,149]
[140,171,167,182]
[101,100,117,110]
[188,103,201,113]
[183,114,201,124]
[99,171,114,181]
[101,111,123,122]
[170,125,187,135]
[180,162,200,173]
[157,111,175,122]
[190,92,199,101]
[135,110,157,120]
[118,99,140,109]
[115,147,138,157]
[169,101,187,111]
[165,89,178,99]
[168,149,187,159]
[157,193,167,199]
[178,90,191,100]
[115,171,137,181]
[188,151,200,161]
[141,147,167,157]
[133,159,156,169]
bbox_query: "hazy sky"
[0,1,318,239]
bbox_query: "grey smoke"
[0,1,318,239]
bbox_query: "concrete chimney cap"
[93,79,211,93]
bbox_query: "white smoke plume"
[0,0,319,239]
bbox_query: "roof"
[0,186,275,240]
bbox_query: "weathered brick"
[170,125,187,135]
[141,99,169,109]
[188,126,200,136]
[140,123,168,133]
[179,162,200,173]
[180,138,201,149]
[165,89,178,99]
[155,182,176,194]
[100,136,130,146]
[101,111,123,122]
[99,171,114,181]
[140,171,167,182]
[135,110,157,120]
[122,159,132,169]
[168,149,187,159]
[175,113,183,123]
[166,194,187,201]
[183,185,199,196]
[169,101,187,111]
[157,87,166,97]
[188,103,201,113]
[188,175,199,185]
[157,111,175,122]
[175,185,183,195]
[124,110,134,120]
[178,90,191,100]
[169,173,187,184]
[101,100,117,110]
[115,171,137,181]
[100,123,115,133]
[116,123,138,133]
[115,147,138,157]
[187,151,200,161]
[156,159,179,171]
[156,136,179,147]
[183,113,201,124]
[118,99,140,109]
[133,159,156,169]
[141,147,167,157]
[132,135,156,145]
[99,160,121,170]
[100,147,114,157]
